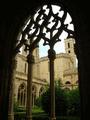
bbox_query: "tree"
[66,88,80,116]
[36,80,81,117]
[41,80,67,116]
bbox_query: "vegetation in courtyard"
[36,80,80,117]
[38,80,67,116]
[14,80,80,120]
[66,88,80,116]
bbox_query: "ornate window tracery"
[16,4,74,53]
[17,83,26,106]
[32,85,36,106]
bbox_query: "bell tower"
[64,38,77,67]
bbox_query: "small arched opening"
[32,85,37,107]
[17,83,26,106]
[39,87,45,96]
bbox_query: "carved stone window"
[17,83,26,106]
[68,43,70,48]
[32,85,36,106]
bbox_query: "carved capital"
[27,53,35,64]
[48,49,56,60]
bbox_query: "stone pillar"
[8,58,17,120]
[26,52,34,120]
[48,49,56,120]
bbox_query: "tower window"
[68,43,70,48]
[68,50,70,53]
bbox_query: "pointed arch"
[32,85,37,106]
[39,86,45,96]
[17,82,26,106]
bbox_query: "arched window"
[68,43,70,48]
[17,83,26,106]
[65,81,71,85]
[32,85,36,107]
[68,50,71,53]
[65,81,71,90]
[39,87,45,96]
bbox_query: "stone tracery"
[16,4,74,53]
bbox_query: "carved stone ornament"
[16,4,74,53]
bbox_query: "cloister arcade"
[16,82,45,107]
[17,83,26,106]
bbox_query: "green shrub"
[14,112,80,120]
[66,88,80,116]
[32,105,44,114]
[14,100,26,112]
[41,80,67,116]
[35,96,42,108]
[40,80,80,117]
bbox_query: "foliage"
[14,79,81,120]
[35,96,42,108]
[14,112,80,120]
[66,88,80,116]
[32,105,44,114]
[39,79,80,117]
[14,100,20,112]
[55,85,67,116]
[14,100,26,112]
[35,84,49,107]
[41,80,67,116]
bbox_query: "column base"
[8,114,14,120]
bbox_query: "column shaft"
[8,58,17,120]
[26,52,34,120]
[48,49,56,120]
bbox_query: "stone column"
[26,52,34,120]
[48,49,56,120]
[8,58,17,120]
